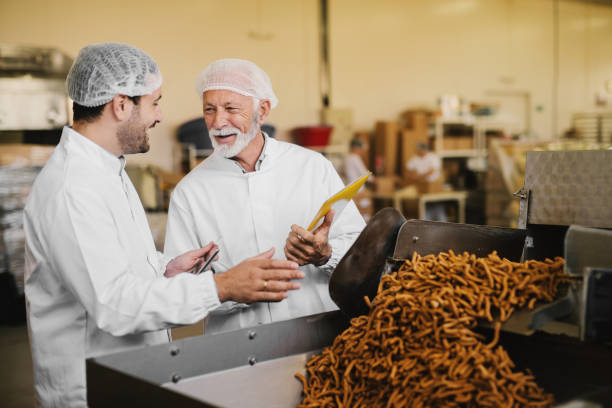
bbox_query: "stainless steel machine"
[0,44,72,142]
[87,150,612,407]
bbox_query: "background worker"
[405,142,446,221]
[343,138,374,185]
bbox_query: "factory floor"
[1,324,34,407]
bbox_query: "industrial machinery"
[0,44,72,141]
[87,150,612,407]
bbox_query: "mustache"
[210,127,240,137]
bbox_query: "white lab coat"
[164,136,365,334]
[24,127,220,407]
[406,152,441,182]
[343,152,370,185]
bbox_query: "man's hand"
[214,248,303,303]
[284,210,334,266]
[164,242,219,277]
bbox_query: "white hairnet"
[195,58,278,108]
[66,43,162,107]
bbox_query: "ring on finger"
[263,280,268,291]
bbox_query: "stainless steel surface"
[87,312,348,407]
[0,77,69,130]
[163,354,309,408]
[523,150,612,228]
[514,187,530,229]
[393,219,526,261]
[0,44,72,76]
[0,45,72,131]
[563,225,612,340]
[565,226,612,277]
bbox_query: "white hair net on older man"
[194,58,278,108]
[66,43,162,107]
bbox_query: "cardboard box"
[374,176,396,194]
[400,110,432,131]
[0,144,54,166]
[416,179,444,194]
[441,138,456,150]
[455,136,473,150]
[373,121,399,177]
[440,136,473,150]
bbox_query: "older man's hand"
[284,210,334,266]
[214,248,303,303]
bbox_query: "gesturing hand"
[164,242,219,277]
[284,210,334,266]
[214,248,304,304]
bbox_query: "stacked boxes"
[399,111,430,183]
[373,121,400,177]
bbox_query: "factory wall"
[1,0,611,170]
[331,0,612,139]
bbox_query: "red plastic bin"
[292,126,333,147]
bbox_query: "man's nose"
[211,110,228,129]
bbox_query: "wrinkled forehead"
[203,89,254,106]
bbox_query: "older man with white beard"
[164,58,366,334]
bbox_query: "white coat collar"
[61,126,126,176]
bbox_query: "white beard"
[209,122,259,158]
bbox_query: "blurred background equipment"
[0,45,72,144]
[571,112,612,144]
[292,125,333,148]
[0,145,54,325]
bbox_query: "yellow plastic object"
[307,172,371,231]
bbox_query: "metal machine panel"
[87,312,348,407]
[393,219,526,261]
[87,310,612,407]
[524,150,612,228]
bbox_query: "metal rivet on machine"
[248,356,257,366]
[412,236,419,243]
[248,330,257,340]
[171,373,182,383]
[170,346,180,356]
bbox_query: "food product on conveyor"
[297,251,566,407]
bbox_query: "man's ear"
[258,100,271,124]
[109,94,133,121]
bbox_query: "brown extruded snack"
[296,251,566,407]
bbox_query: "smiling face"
[117,87,163,154]
[203,90,260,158]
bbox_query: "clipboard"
[307,172,371,231]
